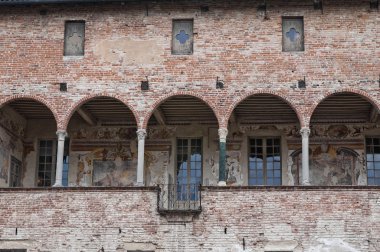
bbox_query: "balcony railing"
[157,183,202,213]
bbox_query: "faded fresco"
[93,159,135,186]
[289,145,366,186]
[209,150,243,186]
[0,139,10,184]
[145,151,169,186]
[0,107,25,187]
[70,142,137,186]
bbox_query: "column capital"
[56,130,67,140]
[300,127,310,138]
[218,128,228,143]
[137,129,147,141]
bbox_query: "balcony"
[157,184,202,214]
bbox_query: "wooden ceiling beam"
[369,106,379,123]
[153,108,166,126]
[77,107,97,126]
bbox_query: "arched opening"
[66,96,138,187]
[147,95,218,209]
[228,94,301,186]
[0,98,57,188]
[308,92,379,185]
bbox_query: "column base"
[52,183,62,187]
[302,181,311,186]
[218,181,227,186]
[136,182,144,187]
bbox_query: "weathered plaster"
[94,39,163,65]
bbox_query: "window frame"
[63,20,86,56]
[175,137,203,201]
[248,136,282,186]
[171,19,194,55]
[282,16,305,52]
[9,156,22,187]
[36,139,57,187]
[365,136,380,185]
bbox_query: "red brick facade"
[0,1,378,129]
[0,187,379,251]
[0,0,379,251]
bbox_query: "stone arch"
[142,91,221,129]
[225,90,304,128]
[307,89,380,127]
[62,93,139,130]
[0,95,59,129]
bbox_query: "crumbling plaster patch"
[94,39,163,65]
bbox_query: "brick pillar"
[300,127,311,185]
[136,129,147,186]
[53,130,67,187]
[218,128,228,186]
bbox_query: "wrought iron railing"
[157,183,202,212]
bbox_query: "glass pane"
[374,138,380,146]
[257,177,264,185]
[249,178,256,185]
[267,162,273,169]
[274,170,281,178]
[267,178,274,185]
[376,178,380,185]
[190,169,196,177]
[375,147,380,154]
[274,178,281,185]
[274,162,281,170]
[368,178,375,185]
[375,162,380,170]
[257,169,263,177]
[196,169,201,177]
[367,162,374,170]
[257,161,263,169]
[368,169,375,177]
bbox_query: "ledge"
[1,185,380,193]
[0,186,158,193]
[201,185,380,191]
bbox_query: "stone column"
[53,130,67,187]
[218,128,228,186]
[136,129,147,186]
[300,127,311,185]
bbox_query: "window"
[9,156,22,187]
[366,137,380,185]
[282,17,304,52]
[172,20,193,55]
[62,138,70,187]
[176,138,202,200]
[249,138,281,185]
[64,21,85,56]
[37,140,56,187]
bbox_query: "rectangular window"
[249,138,281,185]
[176,138,202,200]
[62,138,70,187]
[172,20,193,55]
[64,21,85,56]
[282,17,304,52]
[366,137,380,185]
[37,140,56,187]
[9,156,22,187]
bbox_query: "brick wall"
[0,0,378,129]
[0,187,379,251]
